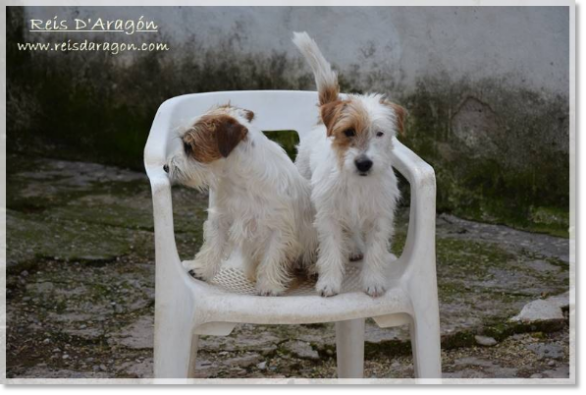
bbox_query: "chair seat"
[183,262,413,326]
[208,266,360,296]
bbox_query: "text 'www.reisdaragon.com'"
[17,40,170,55]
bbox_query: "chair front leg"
[154,297,198,379]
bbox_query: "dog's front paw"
[255,281,286,297]
[183,258,219,281]
[361,252,394,297]
[316,276,342,297]
[364,283,386,298]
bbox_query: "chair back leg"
[187,334,200,378]
[409,309,442,378]
[335,318,365,378]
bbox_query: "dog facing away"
[292,32,406,298]
[165,104,317,296]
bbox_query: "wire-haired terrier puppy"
[165,104,317,296]
[293,32,406,298]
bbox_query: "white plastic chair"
[144,90,441,379]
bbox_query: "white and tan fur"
[293,32,406,297]
[165,104,317,296]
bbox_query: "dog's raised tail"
[292,32,339,105]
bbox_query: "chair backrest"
[144,90,320,170]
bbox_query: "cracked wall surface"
[8,7,570,232]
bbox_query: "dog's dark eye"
[344,129,356,137]
[183,141,192,154]
[376,131,384,137]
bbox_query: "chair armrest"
[147,167,185,280]
[144,99,186,289]
[391,138,437,277]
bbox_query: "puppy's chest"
[333,188,380,224]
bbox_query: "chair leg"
[154,310,197,378]
[188,334,200,378]
[335,318,365,378]
[409,309,442,378]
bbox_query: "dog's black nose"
[163,164,169,173]
[355,157,373,173]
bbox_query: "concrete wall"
[24,6,569,96]
[15,6,571,233]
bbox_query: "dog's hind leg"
[241,243,261,283]
[348,229,365,262]
[255,232,295,296]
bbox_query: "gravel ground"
[5,154,571,379]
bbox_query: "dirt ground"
[5,155,570,379]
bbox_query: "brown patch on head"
[320,98,370,166]
[216,103,255,123]
[380,99,408,135]
[182,114,248,163]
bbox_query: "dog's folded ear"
[391,104,407,135]
[321,101,344,137]
[216,117,249,157]
[381,99,408,135]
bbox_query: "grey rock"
[17,367,109,379]
[63,326,102,340]
[542,365,570,378]
[475,335,498,347]
[443,368,489,379]
[527,343,564,360]
[116,358,153,378]
[283,340,319,360]
[455,357,494,368]
[547,291,570,310]
[225,354,261,368]
[510,300,564,322]
[29,282,55,294]
[109,315,153,350]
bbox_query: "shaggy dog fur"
[165,104,317,296]
[293,32,405,297]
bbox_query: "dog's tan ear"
[216,117,248,157]
[381,99,408,135]
[321,101,343,137]
[391,103,407,135]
